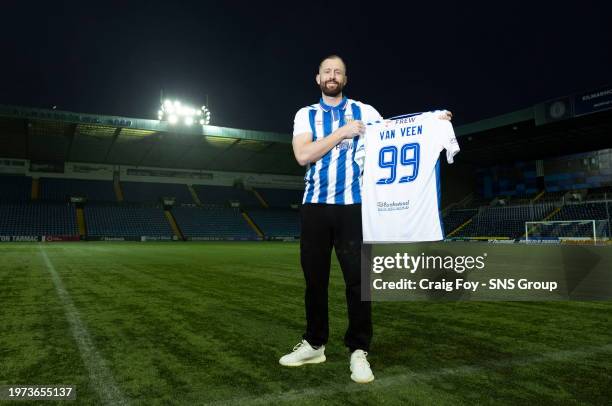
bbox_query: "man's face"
[317,58,347,97]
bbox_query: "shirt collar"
[319,96,348,112]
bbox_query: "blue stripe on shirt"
[334,108,347,204]
[304,109,317,203]
[317,109,333,203]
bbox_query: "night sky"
[2,1,611,133]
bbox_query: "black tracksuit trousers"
[300,203,372,352]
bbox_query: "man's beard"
[320,80,344,97]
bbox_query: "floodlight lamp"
[159,98,209,125]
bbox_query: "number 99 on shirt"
[376,143,420,185]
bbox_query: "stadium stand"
[550,202,611,221]
[39,177,116,202]
[122,181,194,204]
[248,209,300,238]
[538,190,568,202]
[585,186,612,201]
[0,174,32,202]
[0,202,78,236]
[85,203,173,238]
[256,188,303,208]
[527,202,612,239]
[193,185,260,207]
[460,196,491,209]
[443,209,477,235]
[172,206,259,240]
[454,203,556,238]
[507,193,539,205]
[5,172,611,241]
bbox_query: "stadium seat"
[85,203,173,238]
[172,206,259,240]
[0,202,78,236]
[0,174,32,202]
[453,203,556,238]
[255,188,303,208]
[248,209,300,238]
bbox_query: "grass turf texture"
[0,242,610,405]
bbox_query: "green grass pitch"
[1,242,611,405]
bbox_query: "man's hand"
[439,110,453,121]
[340,120,366,139]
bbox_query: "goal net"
[524,220,610,244]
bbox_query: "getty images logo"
[372,252,488,274]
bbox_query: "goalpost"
[524,220,610,244]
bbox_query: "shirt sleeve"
[293,108,312,137]
[435,118,460,163]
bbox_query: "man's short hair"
[319,55,346,72]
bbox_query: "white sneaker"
[279,340,326,367]
[350,350,374,383]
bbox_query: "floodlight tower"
[157,92,211,126]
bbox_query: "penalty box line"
[39,245,129,406]
[212,342,612,405]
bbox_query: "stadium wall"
[119,165,303,189]
[0,158,28,175]
[0,158,304,191]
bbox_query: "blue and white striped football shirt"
[293,97,382,205]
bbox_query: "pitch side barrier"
[184,237,262,241]
[361,241,612,301]
[0,235,80,242]
[445,237,612,245]
[84,236,175,242]
[0,235,274,242]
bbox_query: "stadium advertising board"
[537,84,612,125]
[29,161,64,173]
[0,158,26,174]
[0,236,80,242]
[42,235,80,242]
[575,85,612,117]
[0,235,41,242]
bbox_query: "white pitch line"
[210,343,612,405]
[39,246,129,406]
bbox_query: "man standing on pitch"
[279,55,452,383]
[279,55,380,383]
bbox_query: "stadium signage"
[99,237,127,241]
[537,84,612,124]
[0,235,40,242]
[140,236,172,241]
[42,235,80,242]
[575,85,612,116]
[0,106,134,127]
